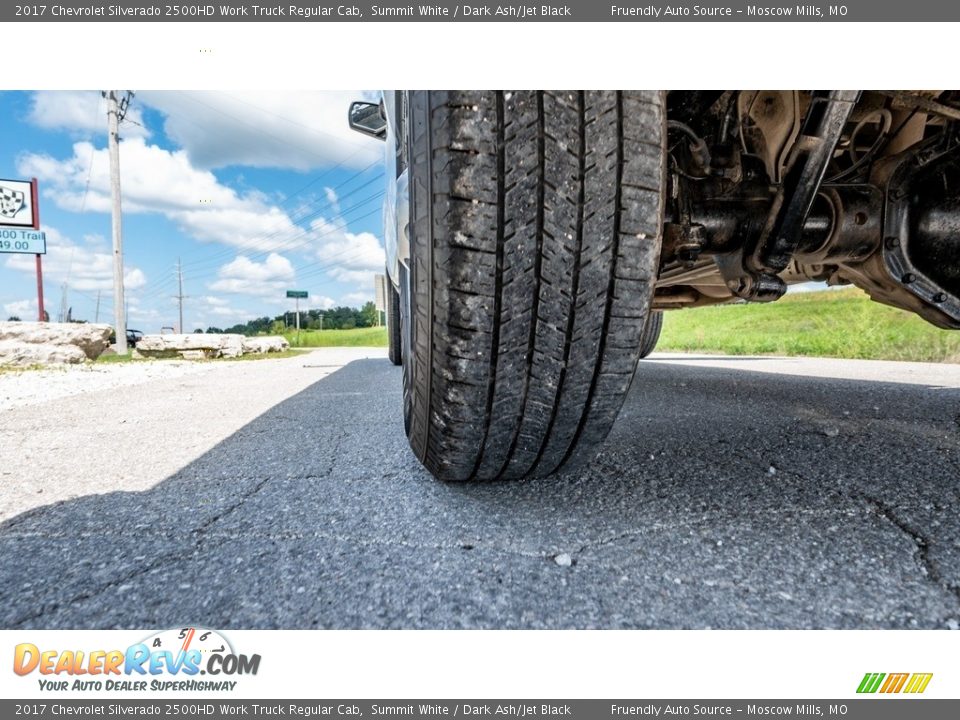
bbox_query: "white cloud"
[311,296,337,310]
[28,91,150,139]
[304,214,385,288]
[18,139,301,251]
[15,93,388,309]
[209,253,295,299]
[341,292,373,307]
[4,226,147,293]
[4,299,36,318]
[138,91,380,171]
[324,187,340,211]
[185,295,250,330]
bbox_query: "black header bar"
[3,1,959,22]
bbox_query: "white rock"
[136,333,246,359]
[242,336,290,354]
[0,340,88,366]
[0,321,112,360]
[178,350,209,361]
[554,553,573,567]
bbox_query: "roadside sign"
[1,177,45,322]
[0,178,38,228]
[0,228,46,255]
[286,290,308,298]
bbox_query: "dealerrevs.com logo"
[856,672,933,694]
[13,627,261,692]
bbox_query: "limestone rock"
[0,321,112,360]
[135,333,246,359]
[0,340,88,366]
[242,336,290,354]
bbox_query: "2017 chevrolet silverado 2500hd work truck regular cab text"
[349,91,960,481]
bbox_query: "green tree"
[359,301,378,328]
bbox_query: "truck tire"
[402,90,666,481]
[387,273,402,366]
[638,311,664,359]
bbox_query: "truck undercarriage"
[659,90,960,329]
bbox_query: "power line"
[177,185,385,280]
[182,203,384,288]
[177,161,384,273]
[171,91,368,166]
[95,92,387,303]
[79,92,103,213]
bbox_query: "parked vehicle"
[350,91,960,481]
[108,328,144,347]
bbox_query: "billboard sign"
[0,178,37,228]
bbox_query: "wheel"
[386,272,402,366]
[638,311,663,359]
[401,90,666,481]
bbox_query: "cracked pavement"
[2,349,959,628]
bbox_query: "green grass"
[95,351,139,364]
[657,287,960,363]
[0,363,49,375]
[284,327,388,348]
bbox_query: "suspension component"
[718,91,860,302]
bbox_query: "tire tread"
[405,90,665,481]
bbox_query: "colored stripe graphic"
[880,673,909,693]
[857,672,933,694]
[904,673,934,694]
[857,673,885,693]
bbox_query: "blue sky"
[0,90,385,330]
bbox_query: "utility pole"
[58,282,68,323]
[295,296,301,345]
[94,290,101,323]
[106,90,132,353]
[174,257,189,333]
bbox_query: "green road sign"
[286,290,308,299]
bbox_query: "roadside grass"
[657,287,960,363]
[95,352,139,363]
[94,348,311,364]
[86,327,389,364]
[284,327,388,348]
[0,363,50,375]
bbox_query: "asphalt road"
[2,349,959,629]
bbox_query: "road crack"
[862,494,960,610]
[6,475,278,628]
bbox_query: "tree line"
[203,302,379,335]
